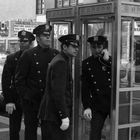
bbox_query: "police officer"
[2,30,35,140]
[81,36,111,140]
[38,34,80,140]
[15,24,59,140]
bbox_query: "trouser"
[41,120,72,140]
[22,100,39,140]
[90,111,108,140]
[9,103,22,140]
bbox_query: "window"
[56,0,76,8]
[36,0,45,14]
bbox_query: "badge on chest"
[102,66,107,71]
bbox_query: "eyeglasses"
[19,40,29,43]
[91,43,103,48]
[41,34,50,39]
[69,42,79,48]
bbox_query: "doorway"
[80,18,113,140]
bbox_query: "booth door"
[80,19,113,140]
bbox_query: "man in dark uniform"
[15,24,59,140]
[2,30,35,140]
[81,36,111,140]
[38,34,80,140]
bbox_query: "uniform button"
[96,89,99,91]
[108,78,111,81]
[36,62,39,65]
[108,72,110,74]
[40,89,43,91]
[86,62,89,65]
[93,81,96,84]
[39,80,42,82]
[37,71,40,73]
[91,75,94,78]
[59,111,62,116]
[109,85,111,88]
[34,53,37,56]
[88,68,91,71]
[15,58,18,61]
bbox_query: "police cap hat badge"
[58,34,80,47]
[18,30,35,42]
[33,24,52,36]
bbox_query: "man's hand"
[102,49,109,61]
[60,117,70,131]
[6,103,16,114]
[83,108,92,121]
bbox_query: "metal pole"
[110,0,121,140]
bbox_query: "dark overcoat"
[2,50,22,104]
[15,45,58,110]
[38,52,72,124]
[81,55,111,113]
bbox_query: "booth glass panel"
[132,90,140,123]
[118,127,140,140]
[118,128,129,140]
[120,19,140,88]
[131,126,140,140]
[134,20,140,86]
[53,23,69,51]
[120,20,131,88]
[119,90,140,125]
[119,91,130,125]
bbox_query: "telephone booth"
[46,0,140,140]
[78,3,114,140]
[111,1,140,140]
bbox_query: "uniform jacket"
[81,55,111,113]
[38,52,72,124]
[15,45,58,110]
[2,50,22,104]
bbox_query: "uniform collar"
[18,50,23,56]
[61,51,70,62]
[37,45,50,52]
[91,55,98,60]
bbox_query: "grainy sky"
[0,0,36,21]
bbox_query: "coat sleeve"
[2,55,15,103]
[51,60,68,119]
[81,61,92,110]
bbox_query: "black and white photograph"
[0,0,140,140]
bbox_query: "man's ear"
[62,44,68,50]
[36,36,40,42]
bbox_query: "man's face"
[19,39,32,51]
[37,33,51,48]
[90,43,104,57]
[63,42,79,57]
